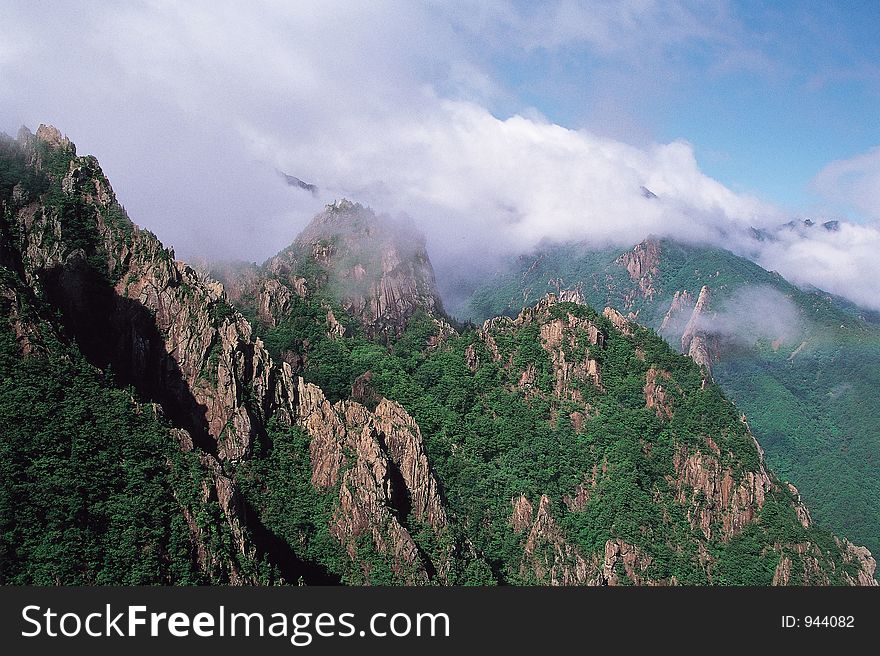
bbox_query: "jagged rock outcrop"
[202,260,260,306]
[603,306,633,336]
[598,539,656,586]
[616,239,661,305]
[660,289,695,336]
[478,293,605,403]
[785,482,813,529]
[511,493,535,533]
[257,279,292,328]
[265,199,445,337]
[672,443,772,541]
[772,543,823,586]
[513,495,666,586]
[210,201,441,340]
[295,379,448,582]
[555,287,585,305]
[206,260,305,330]
[837,538,879,587]
[540,316,603,395]
[32,124,71,152]
[372,398,448,532]
[644,367,673,419]
[680,285,716,377]
[772,538,878,587]
[513,494,590,585]
[171,427,257,584]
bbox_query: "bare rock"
[680,285,716,379]
[616,239,661,302]
[295,379,448,583]
[785,482,813,529]
[644,367,673,420]
[672,445,772,541]
[519,495,590,585]
[599,539,653,586]
[602,306,632,336]
[660,289,695,336]
[511,494,534,533]
[266,200,445,337]
[836,538,878,586]
[258,278,292,327]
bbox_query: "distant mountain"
[467,238,880,555]
[0,126,875,585]
[211,200,446,339]
[278,171,318,196]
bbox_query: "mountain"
[467,237,880,556]
[208,199,453,401]
[211,199,446,339]
[0,126,450,584]
[0,126,875,585]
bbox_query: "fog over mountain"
[2,1,878,310]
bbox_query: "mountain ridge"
[0,125,875,586]
[467,237,880,555]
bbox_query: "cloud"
[703,286,804,346]
[812,147,880,222]
[0,0,878,313]
[257,97,776,251]
[756,221,880,311]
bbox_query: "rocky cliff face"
[512,493,667,586]
[260,199,445,338]
[672,442,772,541]
[296,379,449,582]
[679,285,716,378]
[512,494,590,585]
[1,126,449,584]
[616,238,661,308]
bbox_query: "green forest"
[467,238,880,556]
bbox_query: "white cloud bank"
[0,1,878,310]
[813,147,880,223]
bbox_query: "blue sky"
[473,0,880,218]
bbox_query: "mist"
[699,286,805,347]
[2,2,879,311]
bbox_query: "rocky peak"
[680,285,716,377]
[659,289,695,336]
[514,494,590,585]
[616,238,661,302]
[34,124,71,149]
[13,124,74,173]
[472,293,606,423]
[265,200,445,337]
